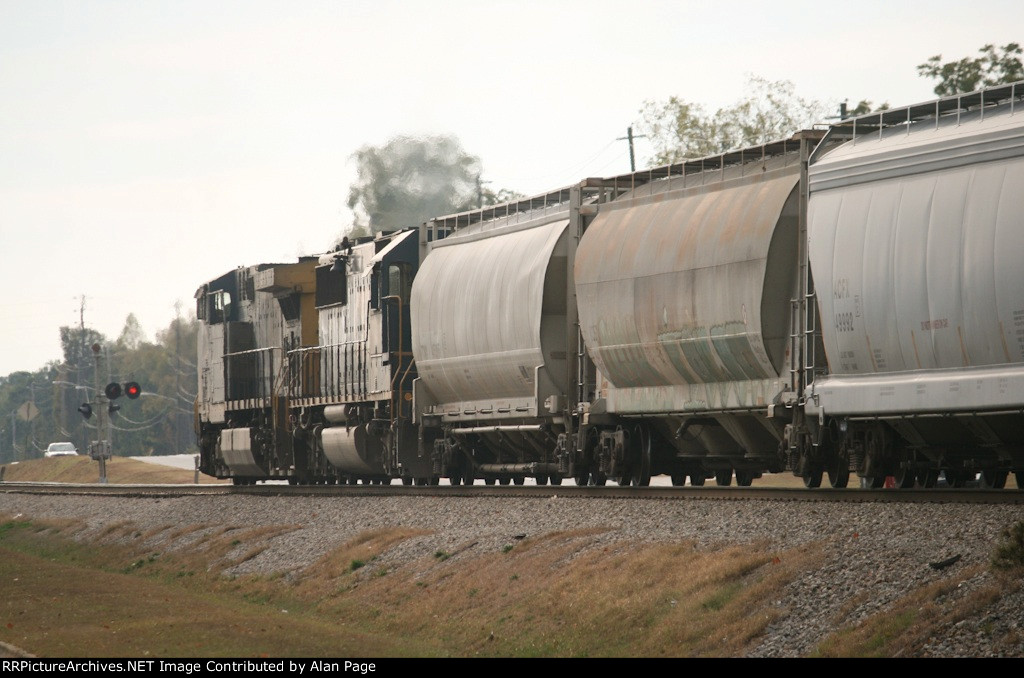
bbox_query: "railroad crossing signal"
[77,382,143,419]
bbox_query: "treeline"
[0,313,199,463]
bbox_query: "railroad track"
[2,481,1022,504]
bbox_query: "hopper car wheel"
[630,424,652,487]
[980,469,1008,489]
[827,461,850,489]
[919,469,939,488]
[894,467,916,489]
[1016,470,1024,490]
[549,475,563,486]
[689,474,706,487]
[485,478,496,485]
[536,475,549,486]
[862,475,885,489]
[574,471,590,486]
[715,470,732,486]
[498,478,510,485]
[734,470,755,487]
[513,476,525,485]
[802,467,823,489]
[590,472,607,486]
[449,473,462,486]
[402,477,413,486]
[429,477,440,486]
[671,474,686,487]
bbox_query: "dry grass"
[0,517,414,657]
[812,564,1018,657]
[6,504,1008,658]
[1,455,226,484]
[302,530,825,657]
[0,510,827,658]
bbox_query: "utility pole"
[476,174,491,209]
[90,343,110,483]
[617,126,648,172]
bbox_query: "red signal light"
[125,382,141,399]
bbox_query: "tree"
[117,313,146,351]
[918,43,1023,96]
[636,76,831,165]
[343,135,521,241]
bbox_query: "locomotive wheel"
[549,475,563,486]
[734,470,755,487]
[449,473,462,486]
[670,474,686,487]
[512,476,525,485]
[945,469,967,488]
[536,474,548,486]
[498,478,510,485]
[980,469,1008,489]
[485,478,496,485]
[862,475,885,489]
[574,471,590,486]
[893,466,916,489]
[689,474,705,487]
[1016,470,1024,490]
[715,470,732,486]
[919,469,939,488]
[590,471,607,486]
[429,477,440,486]
[402,477,413,486]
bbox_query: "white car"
[44,442,78,458]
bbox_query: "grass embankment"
[0,514,820,657]
[1,455,225,484]
[2,511,1020,658]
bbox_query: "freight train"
[195,81,1024,489]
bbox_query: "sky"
[2,0,1022,376]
